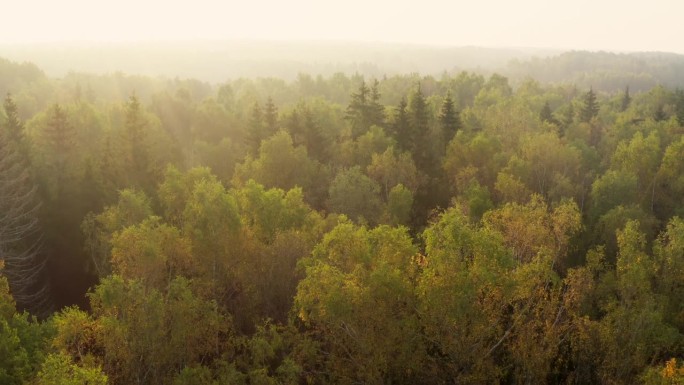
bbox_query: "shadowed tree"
[0,101,49,314]
[124,95,153,193]
[408,83,432,173]
[540,101,554,124]
[3,94,24,150]
[580,88,599,123]
[263,97,279,136]
[391,96,411,152]
[439,91,460,145]
[345,79,385,138]
[620,86,631,112]
[43,104,74,197]
[246,101,265,156]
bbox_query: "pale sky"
[2,0,682,52]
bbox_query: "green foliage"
[89,276,229,385]
[234,130,326,207]
[295,223,422,383]
[0,272,53,385]
[438,91,460,143]
[386,184,413,226]
[82,189,153,276]
[580,88,599,123]
[5,56,684,385]
[345,79,385,138]
[36,353,107,385]
[234,180,310,242]
[327,167,383,225]
[367,146,421,199]
[591,170,639,218]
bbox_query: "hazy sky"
[3,0,682,52]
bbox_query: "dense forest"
[3,52,684,384]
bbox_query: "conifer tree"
[247,101,264,156]
[43,104,75,198]
[301,106,329,162]
[675,89,684,126]
[0,99,49,314]
[540,101,554,123]
[285,109,303,146]
[654,104,667,122]
[392,97,411,152]
[124,95,151,193]
[563,103,574,128]
[345,80,370,138]
[345,80,385,138]
[439,91,460,143]
[580,88,599,123]
[621,86,632,112]
[3,94,24,147]
[409,83,432,172]
[263,97,279,136]
[368,79,385,128]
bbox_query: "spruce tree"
[675,89,684,126]
[285,109,303,146]
[620,86,632,112]
[302,106,329,162]
[3,94,24,146]
[563,103,574,128]
[345,80,369,138]
[247,101,264,156]
[124,95,151,193]
[439,91,460,143]
[654,104,667,122]
[44,104,74,197]
[580,88,599,123]
[408,83,432,173]
[540,101,553,123]
[0,101,49,314]
[263,97,279,136]
[345,79,386,139]
[368,79,385,128]
[392,97,411,152]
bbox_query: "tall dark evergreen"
[540,101,553,123]
[563,103,574,128]
[285,109,303,146]
[368,79,385,128]
[438,91,460,143]
[263,97,279,136]
[654,104,667,122]
[124,95,151,192]
[580,87,599,123]
[4,94,24,146]
[0,99,49,314]
[392,97,411,152]
[44,104,74,197]
[345,80,369,138]
[620,86,632,112]
[408,83,432,173]
[247,101,264,156]
[301,106,329,162]
[675,89,684,126]
[345,79,385,138]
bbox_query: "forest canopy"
[2,51,684,384]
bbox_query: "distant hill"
[0,41,553,82]
[0,41,683,93]
[504,51,684,92]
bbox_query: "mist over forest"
[3,38,684,384]
[3,41,684,91]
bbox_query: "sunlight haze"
[3,0,682,52]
